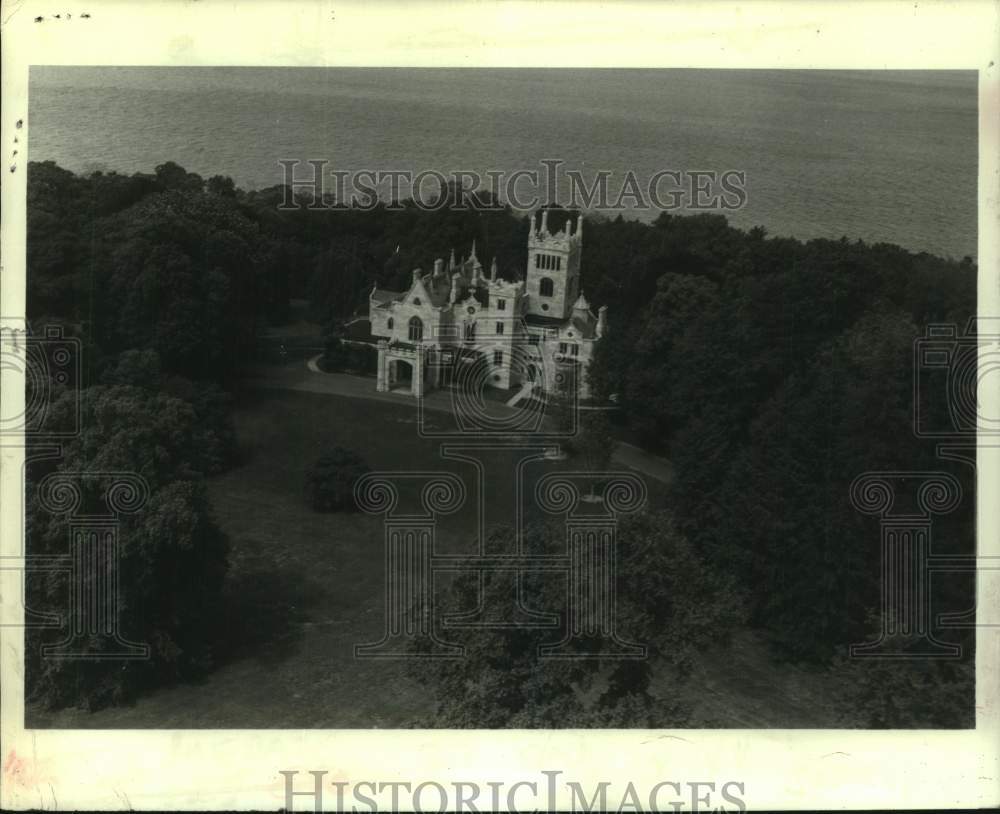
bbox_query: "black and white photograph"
[2,1,998,811]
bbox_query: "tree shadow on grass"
[209,567,327,667]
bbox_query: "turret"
[525,207,583,320]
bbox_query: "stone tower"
[525,208,583,321]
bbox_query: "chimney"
[448,248,456,270]
[412,268,422,285]
[450,272,463,304]
[576,213,584,239]
[596,305,607,338]
[433,258,444,277]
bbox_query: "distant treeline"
[27,161,976,721]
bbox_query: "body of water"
[28,67,977,259]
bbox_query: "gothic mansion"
[369,210,606,400]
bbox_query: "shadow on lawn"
[210,566,326,667]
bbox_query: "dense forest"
[25,160,977,724]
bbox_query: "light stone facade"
[369,210,606,400]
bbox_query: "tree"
[154,161,204,192]
[305,447,371,512]
[24,385,230,710]
[206,174,237,197]
[411,514,745,727]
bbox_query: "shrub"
[306,446,371,512]
[347,343,377,375]
[322,334,350,371]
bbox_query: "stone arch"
[388,358,415,392]
[539,277,554,297]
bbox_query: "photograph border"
[2,0,998,810]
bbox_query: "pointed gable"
[404,271,434,307]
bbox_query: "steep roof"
[570,314,597,338]
[570,291,598,338]
[420,272,453,308]
[371,287,405,306]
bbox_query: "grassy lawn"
[29,387,635,728]
[27,385,851,729]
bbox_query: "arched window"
[539,277,554,297]
[408,316,424,342]
[387,317,394,330]
[464,322,476,341]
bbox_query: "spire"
[490,256,498,280]
[576,213,584,238]
[596,305,607,338]
[449,248,456,270]
[450,272,463,304]
[470,239,483,274]
[541,208,549,234]
[573,290,590,312]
